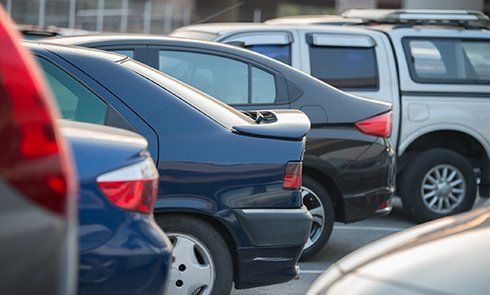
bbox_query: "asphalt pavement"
[232,196,489,295]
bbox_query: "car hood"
[308,207,490,295]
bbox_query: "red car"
[0,7,77,295]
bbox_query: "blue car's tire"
[156,215,233,295]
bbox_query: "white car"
[172,9,490,222]
[307,206,490,295]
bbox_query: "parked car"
[173,9,490,222]
[26,41,312,294]
[18,24,91,40]
[307,206,490,295]
[47,34,396,259]
[0,8,77,295]
[60,120,172,294]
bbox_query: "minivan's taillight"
[355,111,392,138]
[283,161,303,190]
[0,7,75,216]
[97,158,159,214]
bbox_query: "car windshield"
[122,59,254,128]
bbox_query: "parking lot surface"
[232,197,489,295]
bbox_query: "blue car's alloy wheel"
[158,215,233,295]
[167,233,215,295]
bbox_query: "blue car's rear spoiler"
[233,110,310,140]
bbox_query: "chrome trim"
[253,257,294,262]
[240,207,309,215]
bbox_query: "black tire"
[400,148,477,223]
[156,215,233,295]
[300,176,335,261]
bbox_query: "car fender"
[398,123,490,158]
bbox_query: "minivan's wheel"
[400,149,477,223]
[300,176,335,261]
[156,215,233,295]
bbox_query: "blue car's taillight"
[283,161,302,190]
[97,158,159,214]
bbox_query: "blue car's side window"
[37,57,108,125]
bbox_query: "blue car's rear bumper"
[231,207,311,289]
[78,214,172,295]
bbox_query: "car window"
[158,50,248,104]
[111,49,134,58]
[123,60,253,129]
[247,44,291,65]
[252,66,276,103]
[309,46,378,90]
[404,38,490,84]
[37,57,108,125]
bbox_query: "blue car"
[28,42,312,294]
[60,120,172,294]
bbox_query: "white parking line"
[334,225,405,232]
[300,270,324,274]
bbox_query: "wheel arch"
[155,210,239,284]
[302,164,346,222]
[399,125,490,158]
[398,127,489,192]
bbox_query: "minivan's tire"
[156,215,233,295]
[400,149,477,223]
[300,176,335,261]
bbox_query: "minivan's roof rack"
[342,9,489,28]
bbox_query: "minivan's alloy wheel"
[421,164,466,214]
[167,233,215,295]
[300,176,335,261]
[157,215,233,295]
[400,148,477,223]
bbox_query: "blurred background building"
[1,0,489,34]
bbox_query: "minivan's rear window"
[403,38,490,84]
[308,46,379,90]
[122,60,253,128]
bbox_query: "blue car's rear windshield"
[122,59,253,129]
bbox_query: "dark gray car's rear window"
[122,60,253,128]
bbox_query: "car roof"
[265,15,363,25]
[175,21,489,37]
[45,33,307,72]
[23,40,125,63]
[46,33,270,54]
[46,33,183,45]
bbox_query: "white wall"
[336,0,377,14]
